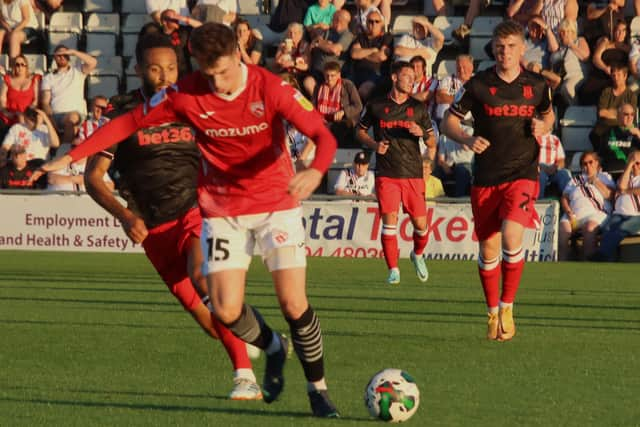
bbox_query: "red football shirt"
[70,64,337,217]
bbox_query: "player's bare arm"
[356,127,389,154]
[441,110,490,154]
[84,154,148,243]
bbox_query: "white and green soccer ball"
[364,369,420,423]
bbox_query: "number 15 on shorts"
[206,237,230,261]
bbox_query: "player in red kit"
[80,34,260,400]
[39,23,339,417]
[357,61,436,286]
[441,20,555,341]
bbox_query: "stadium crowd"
[0,0,638,260]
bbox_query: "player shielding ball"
[357,61,436,286]
[441,20,554,341]
[82,33,261,400]
[38,23,340,418]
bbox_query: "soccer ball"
[364,368,420,423]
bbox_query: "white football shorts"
[201,207,307,274]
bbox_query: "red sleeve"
[68,91,180,162]
[269,76,337,173]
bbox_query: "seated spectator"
[304,0,337,39]
[0,0,39,61]
[432,54,473,127]
[522,15,562,90]
[351,0,381,35]
[594,103,640,179]
[507,0,543,28]
[275,23,310,79]
[558,151,615,260]
[191,0,237,26]
[0,143,38,188]
[423,157,444,200]
[537,131,572,198]
[394,16,444,74]
[591,150,640,261]
[235,18,263,66]
[312,61,362,148]
[410,55,435,105]
[333,150,375,197]
[146,0,189,25]
[583,0,625,49]
[350,10,392,101]
[589,65,637,149]
[540,0,578,37]
[40,45,96,144]
[304,8,353,96]
[435,125,474,197]
[158,9,202,77]
[580,19,629,105]
[0,53,40,127]
[0,107,58,168]
[74,95,110,144]
[548,18,590,108]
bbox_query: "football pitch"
[0,251,638,426]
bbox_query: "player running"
[357,61,436,286]
[441,20,555,341]
[81,33,261,400]
[38,23,339,417]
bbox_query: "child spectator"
[0,142,38,188]
[1,106,58,167]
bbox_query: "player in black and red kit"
[442,20,555,342]
[39,24,339,417]
[357,61,436,286]
[82,34,261,399]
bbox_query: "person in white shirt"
[559,151,616,260]
[0,106,59,166]
[192,0,237,25]
[40,45,97,144]
[394,16,444,73]
[0,0,38,60]
[433,54,473,126]
[146,0,189,25]
[592,150,640,261]
[333,151,375,197]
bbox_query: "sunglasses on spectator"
[13,62,27,67]
[162,17,180,24]
[94,104,108,111]
[367,19,382,24]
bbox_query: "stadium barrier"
[0,192,560,261]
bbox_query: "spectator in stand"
[351,0,381,35]
[594,103,640,179]
[507,0,543,28]
[333,151,375,197]
[304,0,337,40]
[559,151,615,260]
[0,143,38,188]
[522,15,562,90]
[537,131,572,198]
[451,0,492,44]
[350,10,393,101]
[432,54,473,127]
[591,150,640,261]
[435,125,474,197]
[423,157,444,199]
[191,0,237,26]
[234,18,263,66]
[280,72,316,172]
[0,53,40,127]
[0,0,39,61]
[394,15,444,76]
[584,0,625,49]
[589,64,636,148]
[540,0,578,37]
[40,45,96,144]
[580,19,629,106]
[275,22,310,80]
[410,55,434,104]
[304,9,353,96]
[158,9,202,77]
[548,18,590,109]
[0,107,58,168]
[74,95,110,145]
[146,0,189,25]
[312,61,362,148]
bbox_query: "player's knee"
[212,303,243,325]
[280,299,308,320]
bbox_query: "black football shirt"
[449,68,552,186]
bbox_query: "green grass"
[0,251,639,426]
